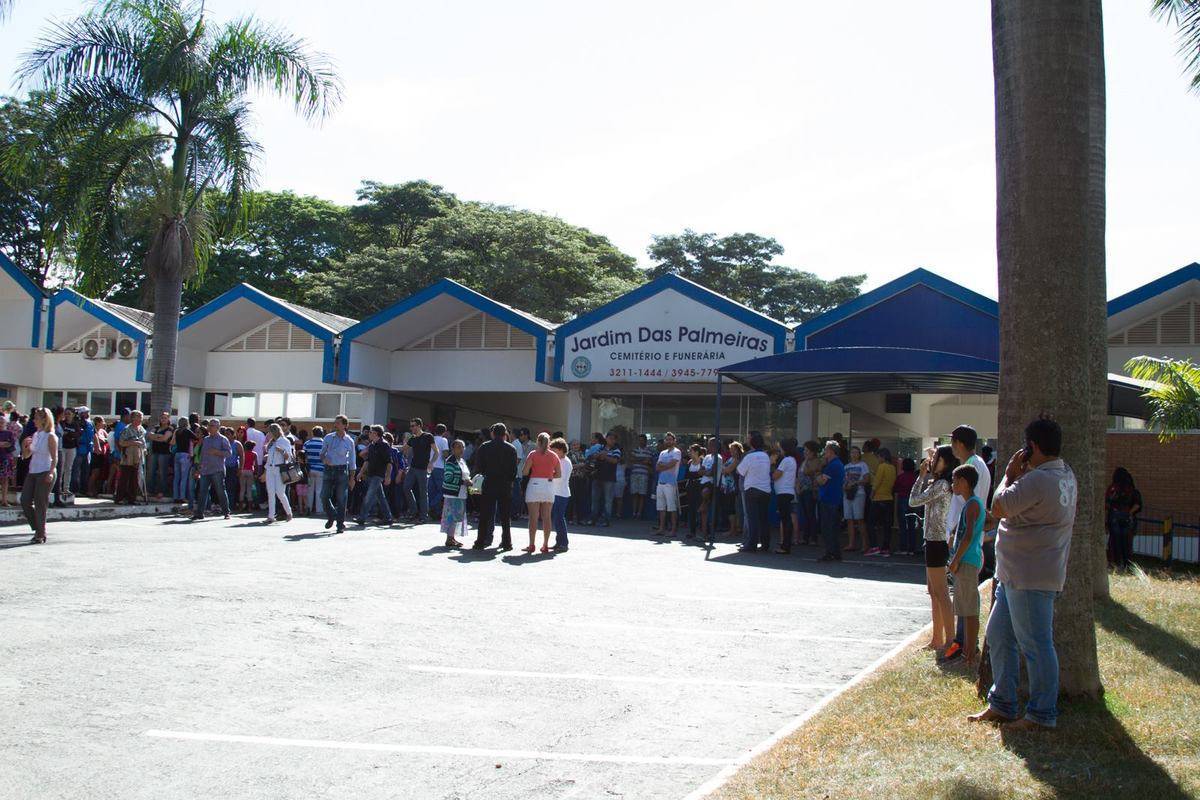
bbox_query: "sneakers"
[937,642,964,664]
[864,547,881,556]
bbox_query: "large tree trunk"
[147,216,188,418]
[991,0,1104,697]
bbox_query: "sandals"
[521,545,536,553]
[30,535,46,544]
[540,545,550,553]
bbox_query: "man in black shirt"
[402,417,435,521]
[473,422,519,550]
[355,425,394,526]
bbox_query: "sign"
[559,288,778,382]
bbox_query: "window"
[258,392,284,419]
[140,392,153,415]
[885,393,912,414]
[42,391,63,409]
[343,392,362,420]
[90,391,113,416]
[115,391,138,414]
[230,393,255,418]
[66,391,89,410]
[204,392,230,417]
[315,392,341,419]
[286,392,314,419]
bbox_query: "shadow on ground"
[1000,698,1190,799]
[1096,597,1199,685]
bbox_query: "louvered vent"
[509,330,534,349]
[1107,333,1125,345]
[244,327,268,350]
[291,328,316,350]
[458,313,484,348]
[267,321,290,350]
[1126,319,1158,345]
[408,337,432,350]
[98,325,119,339]
[224,339,244,351]
[433,327,458,349]
[1159,303,1192,345]
[1195,302,1200,344]
[484,318,510,348]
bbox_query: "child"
[949,463,985,667]
[550,438,572,551]
[440,439,473,547]
[239,438,258,511]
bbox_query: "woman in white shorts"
[523,432,562,553]
[842,445,870,551]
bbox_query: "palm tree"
[1124,356,1200,439]
[1153,0,1200,89]
[20,0,340,414]
[991,0,1104,695]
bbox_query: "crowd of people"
[2,396,1091,728]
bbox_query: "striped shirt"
[303,438,325,473]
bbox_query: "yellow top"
[871,461,896,501]
[862,452,880,475]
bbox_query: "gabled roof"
[47,288,153,349]
[792,268,998,348]
[1106,262,1200,326]
[179,283,357,340]
[0,252,44,348]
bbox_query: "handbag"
[844,483,859,501]
[279,462,303,485]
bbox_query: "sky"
[1,1,1197,300]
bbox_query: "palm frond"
[206,17,342,119]
[1124,355,1200,440]
[19,14,150,93]
[1153,0,1200,91]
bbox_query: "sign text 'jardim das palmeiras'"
[564,323,771,383]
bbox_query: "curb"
[0,502,179,527]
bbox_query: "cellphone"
[1022,444,1033,460]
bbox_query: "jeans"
[742,488,771,550]
[322,465,350,528]
[1108,512,1133,567]
[552,495,569,549]
[149,452,172,496]
[776,493,794,551]
[173,453,193,502]
[589,479,614,523]
[402,468,430,519]
[196,472,229,517]
[264,464,292,520]
[798,491,818,544]
[357,475,393,524]
[897,495,918,552]
[985,582,1059,727]
[307,470,324,514]
[56,447,76,502]
[70,451,90,494]
[870,499,894,551]
[21,470,52,538]
[428,467,444,517]
[819,500,842,558]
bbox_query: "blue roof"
[179,283,354,339]
[793,268,998,350]
[0,251,44,347]
[552,273,790,381]
[335,278,553,384]
[719,347,1000,401]
[47,288,151,349]
[1106,262,1200,317]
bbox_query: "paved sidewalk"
[0,494,179,527]
[1,515,930,799]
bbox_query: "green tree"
[350,180,456,249]
[21,0,340,414]
[307,200,641,322]
[646,230,864,322]
[1124,356,1200,439]
[1153,0,1200,89]
[991,0,1105,693]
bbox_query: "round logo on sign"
[570,356,592,379]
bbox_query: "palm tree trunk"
[991,0,1104,697]
[147,216,187,417]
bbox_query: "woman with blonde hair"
[522,431,561,553]
[20,408,58,544]
[262,422,294,523]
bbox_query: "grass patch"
[714,568,1200,800]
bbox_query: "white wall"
[0,349,45,389]
[387,350,555,393]
[202,351,341,392]
[0,298,36,349]
[41,350,142,390]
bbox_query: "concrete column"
[796,399,818,442]
[566,386,592,443]
[361,388,390,425]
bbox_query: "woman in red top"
[239,445,258,511]
[523,431,562,553]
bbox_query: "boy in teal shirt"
[949,464,985,667]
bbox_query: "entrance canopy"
[719,346,1152,419]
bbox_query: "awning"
[718,347,1153,419]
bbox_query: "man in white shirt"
[654,432,682,537]
[429,422,451,519]
[244,417,266,462]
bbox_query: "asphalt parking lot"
[0,515,931,799]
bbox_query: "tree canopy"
[646,230,865,323]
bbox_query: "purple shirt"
[199,434,232,476]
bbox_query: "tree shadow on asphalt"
[283,531,341,542]
[704,546,926,586]
[998,698,1190,799]
[1095,597,1200,685]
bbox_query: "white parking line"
[558,620,902,645]
[406,664,840,691]
[664,595,928,611]
[142,730,735,766]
